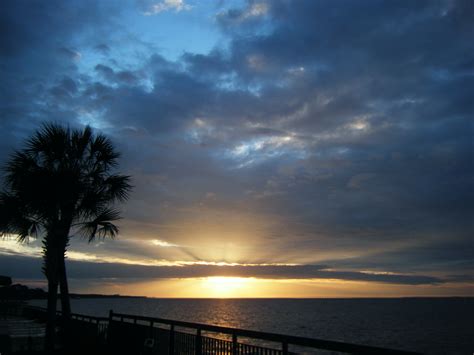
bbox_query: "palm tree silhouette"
[0,123,131,351]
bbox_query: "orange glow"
[72,277,474,299]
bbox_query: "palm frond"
[16,220,40,243]
[71,125,93,162]
[26,122,71,165]
[90,134,120,168]
[103,174,132,202]
[4,151,39,187]
[0,192,41,241]
[77,208,122,242]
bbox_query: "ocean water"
[30,297,473,354]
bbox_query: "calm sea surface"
[30,298,473,354]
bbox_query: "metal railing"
[23,306,422,354]
[108,310,422,355]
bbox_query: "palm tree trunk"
[45,277,58,352]
[59,253,71,319]
[44,245,60,353]
[55,219,72,320]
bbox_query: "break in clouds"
[0,0,473,290]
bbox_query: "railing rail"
[69,312,109,323]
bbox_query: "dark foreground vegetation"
[0,281,47,300]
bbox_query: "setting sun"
[202,277,250,298]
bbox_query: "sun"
[202,277,250,298]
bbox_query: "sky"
[0,0,473,298]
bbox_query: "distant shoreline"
[69,293,147,299]
[21,293,474,300]
[68,295,474,300]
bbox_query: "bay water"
[29,297,473,354]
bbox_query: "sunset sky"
[0,0,473,298]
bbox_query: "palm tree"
[0,123,131,351]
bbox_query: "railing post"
[232,332,238,355]
[282,341,288,355]
[195,328,202,355]
[149,320,154,337]
[169,324,175,355]
[107,309,113,346]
